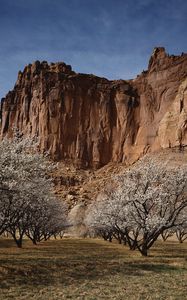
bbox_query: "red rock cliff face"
[0,48,187,168]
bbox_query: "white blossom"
[0,135,67,247]
[85,155,187,256]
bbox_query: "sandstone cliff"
[0,47,187,168]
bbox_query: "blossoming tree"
[0,135,67,247]
[85,156,187,256]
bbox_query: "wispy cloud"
[0,0,186,98]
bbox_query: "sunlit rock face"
[0,48,187,168]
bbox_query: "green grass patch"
[0,238,186,299]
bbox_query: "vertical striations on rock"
[0,48,187,168]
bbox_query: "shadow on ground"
[0,238,185,289]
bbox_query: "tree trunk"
[14,237,23,248]
[141,245,148,256]
[118,238,122,244]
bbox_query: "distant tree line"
[85,156,187,256]
[0,134,67,247]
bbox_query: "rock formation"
[0,47,187,168]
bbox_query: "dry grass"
[0,238,187,300]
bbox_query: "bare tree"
[161,229,175,242]
[175,210,187,243]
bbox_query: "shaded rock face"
[67,202,87,237]
[0,48,187,168]
[132,48,187,156]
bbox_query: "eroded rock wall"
[0,48,187,168]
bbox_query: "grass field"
[0,238,187,300]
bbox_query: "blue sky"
[0,0,187,99]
